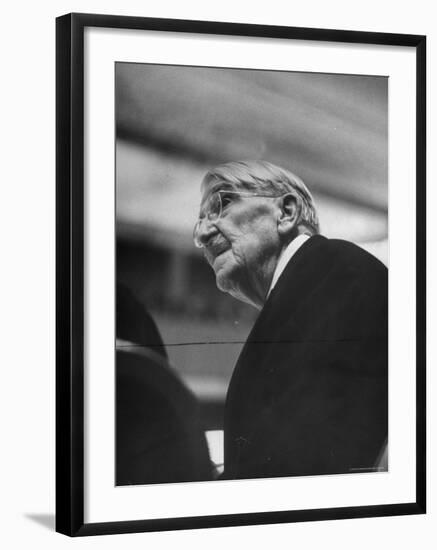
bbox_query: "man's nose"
[196,218,219,248]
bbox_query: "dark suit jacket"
[223,235,388,480]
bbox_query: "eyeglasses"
[193,190,283,248]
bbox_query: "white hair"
[202,160,320,234]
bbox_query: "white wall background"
[0,1,434,548]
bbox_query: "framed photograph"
[56,12,426,536]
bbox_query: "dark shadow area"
[25,513,55,531]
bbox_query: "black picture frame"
[56,12,426,537]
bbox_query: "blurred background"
[115,63,388,434]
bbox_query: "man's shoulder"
[281,235,387,300]
[317,236,387,274]
[274,235,386,298]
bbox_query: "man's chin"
[215,269,256,307]
[213,260,235,294]
[215,269,232,293]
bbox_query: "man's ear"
[277,194,300,239]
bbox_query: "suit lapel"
[226,236,329,412]
[246,235,329,344]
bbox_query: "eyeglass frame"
[193,190,287,248]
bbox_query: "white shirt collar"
[267,234,311,298]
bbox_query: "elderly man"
[194,160,388,481]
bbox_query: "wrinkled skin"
[196,185,299,309]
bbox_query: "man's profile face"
[197,183,282,307]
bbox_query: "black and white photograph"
[115,63,389,486]
[51,8,426,540]
[1,0,433,546]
